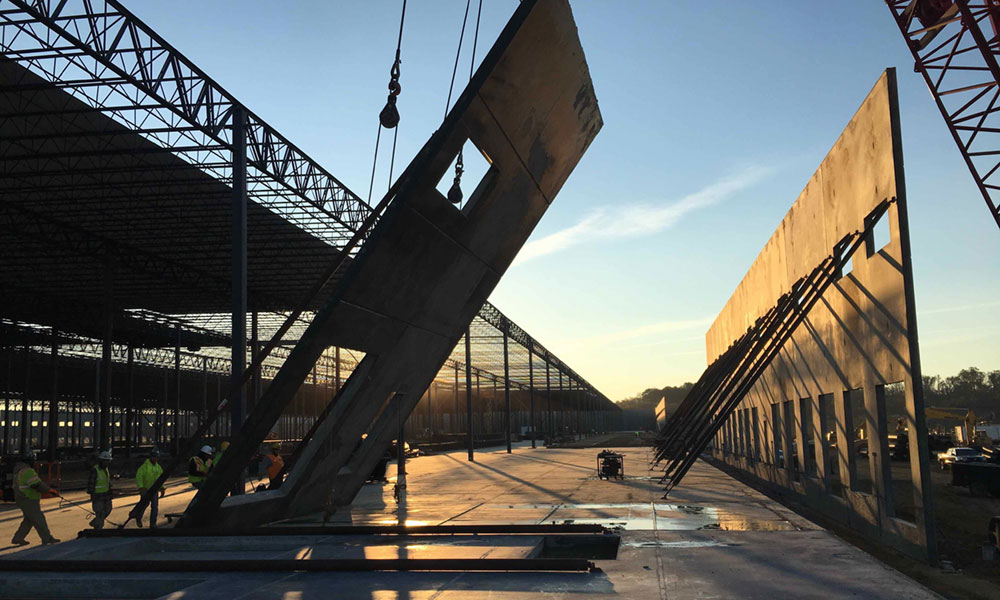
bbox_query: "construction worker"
[188,445,213,489]
[261,443,284,489]
[134,448,164,528]
[87,450,114,530]
[10,449,60,546]
[213,441,229,471]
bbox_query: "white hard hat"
[200,445,214,455]
[97,450,112,461]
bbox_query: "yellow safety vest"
[188,456,209,485]
[94,466,110,494]
[16,467,42,501]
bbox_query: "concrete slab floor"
[0,445,943,599]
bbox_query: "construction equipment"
[597,450,624,480]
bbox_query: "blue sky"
[128,1,999,400]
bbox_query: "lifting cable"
[445,0,483,205]
[367,0,407,204]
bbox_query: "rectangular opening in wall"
[772,403,783,468]
[819,393,841,495]
[800,397,816,476]
[435,139,494,212]
[783,400,798,476]
[752,406,761,461]
[870,213,891,255]
[848,388,873,495]
[883,381,916,523]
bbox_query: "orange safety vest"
[267,454,284,480]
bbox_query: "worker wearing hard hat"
[87,449,114,529]
[188,445,213,489]
[261,443,284,490]
[10,449,60,546]
[213,441,229,472]
[134,448,164,528]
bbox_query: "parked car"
[938,447,987,470]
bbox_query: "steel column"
[465,328,473,461]
[503,323,511,454]
[174,327,181,443]
[230,105,248,435]
[251,312,261,412]
[47,330,58,461]
[125,346,134,457]
[335,347,341,394]
[3,346,10,455]
[545,359,552,442]
[529,348,535,449]
[98,305,113,452]
[20,346,29,453]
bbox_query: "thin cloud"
[574,317,713,347]
[513,165,775,265]
[919,300,1000,316]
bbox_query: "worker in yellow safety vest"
[10,449,60,546]
[188,445,213,488]
[134,447,164,528]
[87,450,114,529]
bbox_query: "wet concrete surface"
[0,444,943,599]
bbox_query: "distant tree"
[621,367,998,422]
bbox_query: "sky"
[126,1,1000,401]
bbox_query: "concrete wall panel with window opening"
[705,70,935,562]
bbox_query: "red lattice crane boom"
[886,0,1000,230]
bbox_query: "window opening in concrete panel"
[772,403,783,467]
[848,388,873,495]
[783,400,798,475]
[882,381,916,523]
[435,139,495,213]
[752,406,761,461]
[800,397,816,476]
[737,410,746,457]
[819,393,842,494]
[869,213,891,256]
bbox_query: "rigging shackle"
[447,150,465,204]
[380,53,403,129]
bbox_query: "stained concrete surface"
[0,444,942,599]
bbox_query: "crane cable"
[367,0,407,204]
[445,0,483,205]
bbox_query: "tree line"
[618,367,1000,422]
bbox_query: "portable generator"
[597,449,624,480]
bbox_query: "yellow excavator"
[925,407,979,444]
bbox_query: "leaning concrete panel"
[179,0,601,528]
[706,70,935,562]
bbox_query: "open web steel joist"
[1,0,612,463]
[886,0,1000,230]
[178,0,602,529]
